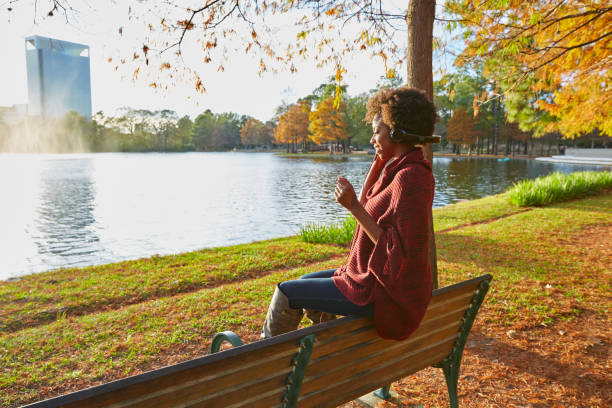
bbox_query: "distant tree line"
[0,78,391,153]
[434,68,611,157]
[0,108,266,153]
[2,72,609,154]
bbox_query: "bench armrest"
[210,331,244,353]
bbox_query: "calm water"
[0,152,606,279]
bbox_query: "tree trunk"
[540,140,544,156]
[492,97,499,155]
[547,139,552,156]
[406,0,438,288]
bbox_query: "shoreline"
[279,151,560,160]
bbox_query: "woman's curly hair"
[365,87,438,140]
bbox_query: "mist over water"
[0,152,606,279]
[0,117,91,153]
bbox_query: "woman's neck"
[392,143,418,158]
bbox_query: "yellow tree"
[447,0,611,138]
[309,96,348,152]
[274,100,311,153]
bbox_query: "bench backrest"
[23,274,491,408]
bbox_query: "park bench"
[23,274,491,408]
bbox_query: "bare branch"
[162,0,227,56]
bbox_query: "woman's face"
[370,114,395,161]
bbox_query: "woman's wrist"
[348,199,363,215]
[350,202,382,243]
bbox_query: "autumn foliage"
[240,118,273,146]
[308,96,348,146]
[447,106,477,146]
[274,99,311,152]
[448,0,612,138]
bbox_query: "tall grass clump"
[301,216,356,244]
[508,171,612,207]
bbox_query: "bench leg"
[373,385,391,400]
[437,279,491,408]
[442,360,459,408]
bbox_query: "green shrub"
[300,216,356,244]
[508,171,612,207]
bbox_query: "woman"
[262,86,438,340]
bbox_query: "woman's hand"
[358,156,391,204]
[373,155,392,171]
[335,176,382,244]
[335,177,358,211]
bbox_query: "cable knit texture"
[332,149,434,340]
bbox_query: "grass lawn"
[1,192,610,407]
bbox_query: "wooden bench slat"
[59,345,298,408]
[301,318,460,395]
[425,289,476,316]
[230,392,288,408]
[118,357,292,408]
[305,308,467,380]
[310,297,470,362]
[429,280,481,308]
[314,351,444,408]
[186,373,287,408]
[299,338,455,407]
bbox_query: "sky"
[0,1,459,122]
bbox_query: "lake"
[0,152,606,279]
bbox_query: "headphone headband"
[390,128,441,144]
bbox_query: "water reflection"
[432,157,605,205]
[33,158,101,266]
[0,152,607,279]
[271,157,365,227]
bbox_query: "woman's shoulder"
[394,161,432,181]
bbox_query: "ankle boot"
[261,286,303,339]
[304,309,337,324]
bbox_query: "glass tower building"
[25,35,92,119]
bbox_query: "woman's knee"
[298,269,336,280]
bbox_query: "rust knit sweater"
[332,149,434,340]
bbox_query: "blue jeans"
[278,269,374,318]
